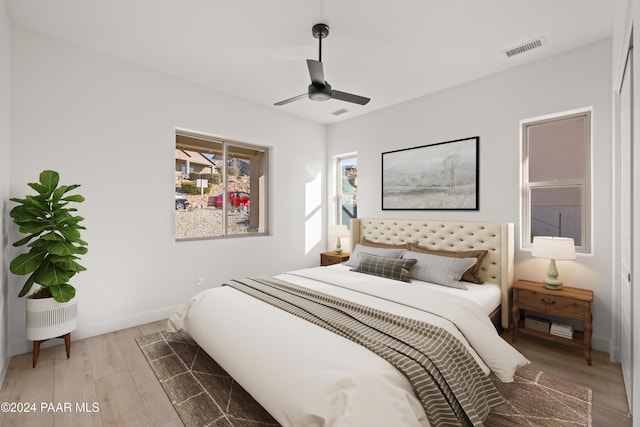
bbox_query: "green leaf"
[27,182,48,194]
[39,170,60,197]
[13,233,39,247]
[9,196,27,204]
[40,231,62,241]
[51,185,68,205]
[33,261,72,286]
[12,196,48,214]
[18,274,37,297]
[28,238,50,251]
[49,284,76,303]
[17,220,50,236]
[56,218,84,231]
[58,227,81,242]
[47,240,78,256]
[62,194,85,203]
[49,256,86,272]
[10,251,46,275]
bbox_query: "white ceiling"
[6,0,615,125]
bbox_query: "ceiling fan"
[274,23,370,107]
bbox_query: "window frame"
[336,153,358,230]
[175,128,269,241]
[521,109,591,253]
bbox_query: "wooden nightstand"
[320,251,350,266]
[512,279,593,365]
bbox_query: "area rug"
[137,330,592,427]
[487,366,592,426]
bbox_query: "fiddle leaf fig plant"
[9,170,88,303]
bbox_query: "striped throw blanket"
[224,276,504,427]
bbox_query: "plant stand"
[32,333,71,368]
[25,297,77,368]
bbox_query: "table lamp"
[329,225,349,254]
[531,236,576,290]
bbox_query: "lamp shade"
[531,236,576,260]
[329,225,349,238]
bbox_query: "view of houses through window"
[338,155,357,230]
[175,130,268,240]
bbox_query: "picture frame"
[381,136,479,210]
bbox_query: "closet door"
[619,47,633,410]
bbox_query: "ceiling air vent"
[503,37,546,58]
[332,108,350,116]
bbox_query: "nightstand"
[512,279,593,365]
[320,251,350,266]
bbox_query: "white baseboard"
[7,304,181,357]
[0,354,9,391]
[591,334,611,358]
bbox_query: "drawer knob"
[541,298,556,306]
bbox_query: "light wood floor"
[0,320,633,426]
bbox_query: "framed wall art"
[381,136,479,210]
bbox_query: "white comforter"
[169,267,529,427]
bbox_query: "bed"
[169,218,528,427]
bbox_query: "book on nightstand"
[550,322,574,339]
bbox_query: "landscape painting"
[382,137,479,210]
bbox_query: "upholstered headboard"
[350,218,514,328]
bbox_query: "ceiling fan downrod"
[312,23,329,63]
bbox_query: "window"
[175,130,268,240]
[522,111,590,252]
[337,155,357,230]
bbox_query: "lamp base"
[543,278,563,290]
[334,237,343,254]
[543,259,562,290]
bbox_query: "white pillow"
[402,251,476,289]
[343,244,406,267]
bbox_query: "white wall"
[328,40,613,352]
[0,0,11,380]
[8,25,327,356]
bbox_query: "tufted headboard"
[350,218,514,328]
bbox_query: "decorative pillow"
[402,251,477,289]
[343,244,407,267]
[362,239,409,250]
[407,244,488,284]
[350,253,417,282]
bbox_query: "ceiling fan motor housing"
[308,82,332,101]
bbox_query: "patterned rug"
[137,330,592,427]
[487,366,592,426]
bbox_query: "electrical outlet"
[196,277,204,287]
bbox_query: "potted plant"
[9,170,88,343]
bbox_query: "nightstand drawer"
[518,290,586,319]
[320,252,350,266]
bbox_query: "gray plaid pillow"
[350,253,417,282]
[343,244,407,267]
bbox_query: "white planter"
[25,297,78,341]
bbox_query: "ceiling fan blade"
[274,93,308,106]
[307,60,325,86]
[331,90,371,105]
